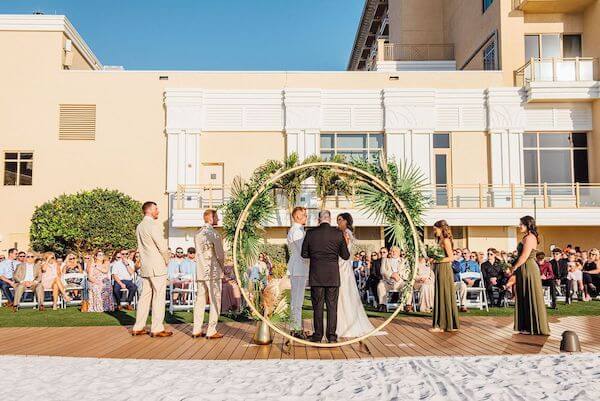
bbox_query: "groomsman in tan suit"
[132,201,172,337]
[192,209,225,339]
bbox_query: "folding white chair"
[168,278,196,313]
[542,286,552,307]
[412,288,421,312]
[461,272,489,311]
[385,290,401,312]
[62,273,87,307]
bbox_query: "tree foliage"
[30,188,142,256]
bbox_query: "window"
[523,133,588,186]
[433,134,451,206]
[483,0,494,12]
[4,152,33,186]
[483,42,497,70]
[524,34,582,59]
[320,133,384,162]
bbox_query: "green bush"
[30,188,142,256]
[258,243,289,264]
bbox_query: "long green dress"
[432,258,459,331]
[514,243,550,335]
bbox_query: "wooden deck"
[1,316,598,360]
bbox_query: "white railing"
[173,183,600,211]
[382,43,455,62]
[515,57,598,86]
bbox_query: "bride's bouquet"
[426,245,446,262]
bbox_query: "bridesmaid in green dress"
[512,216,550,336]
[431,220,459,332]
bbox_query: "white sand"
[1,353,599,401]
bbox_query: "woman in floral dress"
[86,250,114,312]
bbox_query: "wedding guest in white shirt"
[376,246,413,312]
[0,248,18,306]
[111,250,137,310]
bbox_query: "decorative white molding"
[0,14,102,69]
[383,89,436,131]
[486,87,527,132]
[321,90,384,132]
[165,90,203,134]
[385,130,433,183]
[525,102,593,132]
[489,130,523,187]
[284,89,321,131]
[203,90,284,131]
[375,60,457,72]
[436,89,487,131]
[525,81,600,102]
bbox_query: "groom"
[301,210,350,343]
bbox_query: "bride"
[335,213,377,338]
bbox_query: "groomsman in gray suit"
[131,201,172,337]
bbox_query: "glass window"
[483,0,494,12]
[523,133,588,185]
[433,133,450,149]
[539,133,570,148]
[4,152,33,186]
[483,42,497,71]
[319,133,384,162]
[563,34,582,58]
[525,35,540,60]
[541,34,561,58]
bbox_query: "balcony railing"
[515,57,598,86]
[513,0,595,13]
[381,43,455,62]
[173,183,600,212]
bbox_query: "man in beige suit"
[192,209,225,339]
[13,256,45,311]
[376,246,413,312]
[132,201,172,337]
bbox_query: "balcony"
[171,182,600,228]
[514,57,600,101]
[372,39,456,71]
[513,0,596,13]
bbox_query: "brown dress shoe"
[150,330,174,338]
[131,329,149,336]
[191,332,206,339]
[460,307,469,313]
[125,305,134,311]
[38,305,45,312]
[206,332,224,340]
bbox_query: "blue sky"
[0,0,364,70]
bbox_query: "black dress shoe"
[309,335,322,343]
[291,330,307,340]
[327,338,338,344]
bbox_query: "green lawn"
[1,297,598,328]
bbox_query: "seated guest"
[583,248,600,298]
[13,254,45,311]
[377,246,413,312]
[413,256,434,313]
[451,250,468,312]
[62,253,84,299]
[132,250,143,298]
[111,250,137,310]
[172,247,196,305]
[366,249,385,302]
[41,252,72,310]
[536,252,556,309]
[481,248,505,307]
[566,259,584,304]
[458,248,481,287]
[550,248,568,296]
[0,248,18,307]
[87,250,114,312]
[248,253,269,285]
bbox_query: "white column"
[489,130,524,186]
[386,130,432,184]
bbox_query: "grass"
[1,297,599,328]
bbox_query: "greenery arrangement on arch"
[29,188,142,256]
[221,153,430,274]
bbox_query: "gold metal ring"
[232,161,420,348]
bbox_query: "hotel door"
[432,134,452,207]
[199,163,224,207]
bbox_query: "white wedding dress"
[336,228,377,338]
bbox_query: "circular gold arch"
[232,161,420,348]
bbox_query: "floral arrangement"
[248,273,290,324]
[426,245,446,262]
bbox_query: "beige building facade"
[1,2,600,254]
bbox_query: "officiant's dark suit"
[301,221,350,342]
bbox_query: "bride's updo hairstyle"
[338,212,354,232]
[433,220,453,243]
